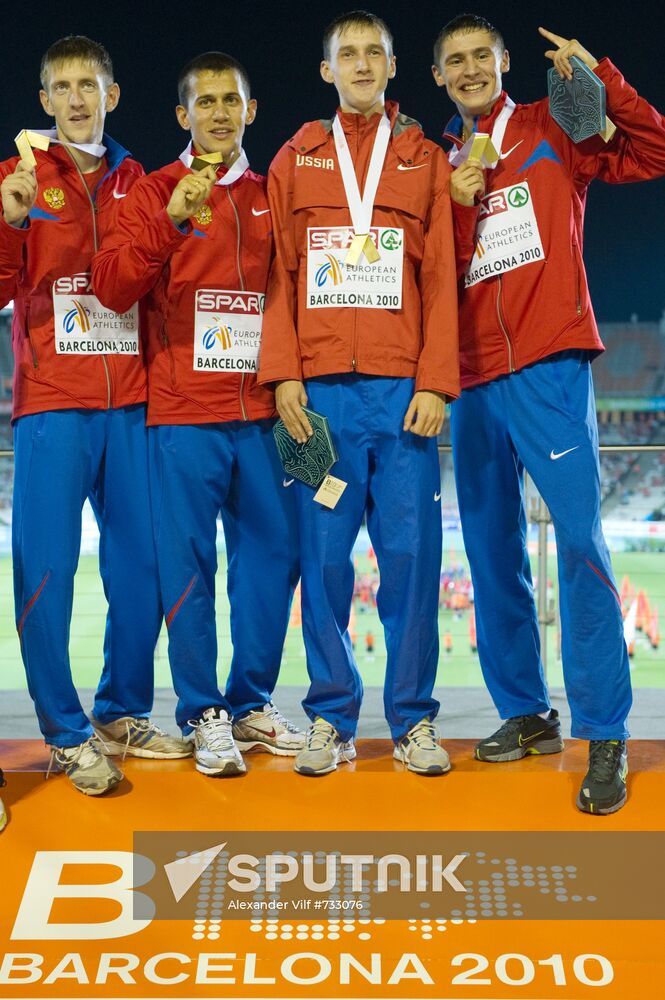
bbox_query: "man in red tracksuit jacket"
[259,11,460,777]
[93,52,302,778]
[0,36,188,798]
[433,14,665,814]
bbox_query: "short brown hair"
[177,51,251,106]
[40,35,114,89]
[323,9,393,61]
[433,14,504,67]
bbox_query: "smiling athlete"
[259,11,459,776]
[433,14,665,813]
[0,36,185,797]
[93,52,302,777]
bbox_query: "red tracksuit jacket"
[447,59,665,389]
[0,136,146,418]
[92,155,275,425]
[258,101,460,400]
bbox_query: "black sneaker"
[577,740,628,815]
[475,709,564,762]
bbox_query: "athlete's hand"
[539,27,598,80]
[450,162,485,207]
[275,380,313,444]
[1,161,38,227]
[166,165,217,226]
[403,390,445,437]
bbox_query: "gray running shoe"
[294,717,356,776]
[393,718,451,775]
[188,708,246,777]
[233,702,305,756]
[92,716,192,760]
[475,709,564,762]
[47,736,123,795]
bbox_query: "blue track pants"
[12,406,162,747]
[451,351,631,739]
[149,420,299,732]
[298,375,442,742]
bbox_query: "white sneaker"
[233,702,305,756]
[393,718,451,775]
[188,708,246,777]
[294,717,356,776]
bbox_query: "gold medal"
[14,129,50,169]
[191,151,223,172]
[345,233,381,266]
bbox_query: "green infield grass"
[1,549,662,691]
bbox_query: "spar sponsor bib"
[194,289,264,372]
[465,181,545,288]
[306,227,403,310]
[53,274,139,354]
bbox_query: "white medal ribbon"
[448,97,516,167]
[27,127,106,159]
[332,112,391,264]
[179,142,249,187]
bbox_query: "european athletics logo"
[62,300,91,334]
[315,253,343,288]
[202,318,232,351]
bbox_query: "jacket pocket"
[24,304,39,370]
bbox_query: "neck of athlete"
[222,145,241,167]
[459,97,498,139]
[57,128,103,174]
[339,96,385,120]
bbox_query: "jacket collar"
[289,99,424,164]
[40,133,131,192]
[442,90,511,148]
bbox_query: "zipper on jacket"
[496,276,515,373]
[227,187,248,421]
[66,148,112,408]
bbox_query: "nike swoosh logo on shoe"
[518,729,546,746]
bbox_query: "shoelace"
[189,716,235,753]
[46,734,110,781]
[120,718,170,761]
[588,740,624,783]
[264,703,300,734]
[407,720,439,749]
[305,719,337,751]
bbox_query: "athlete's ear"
[246,98,257,125]
[432,64,446,88]
[105,82,120,114]
[320,60,335,85]
[387,54,396,80]
[39,89,55,118]
[501,47,510,73]
[175,105,190,132]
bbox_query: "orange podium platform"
[1,739,664,1000]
